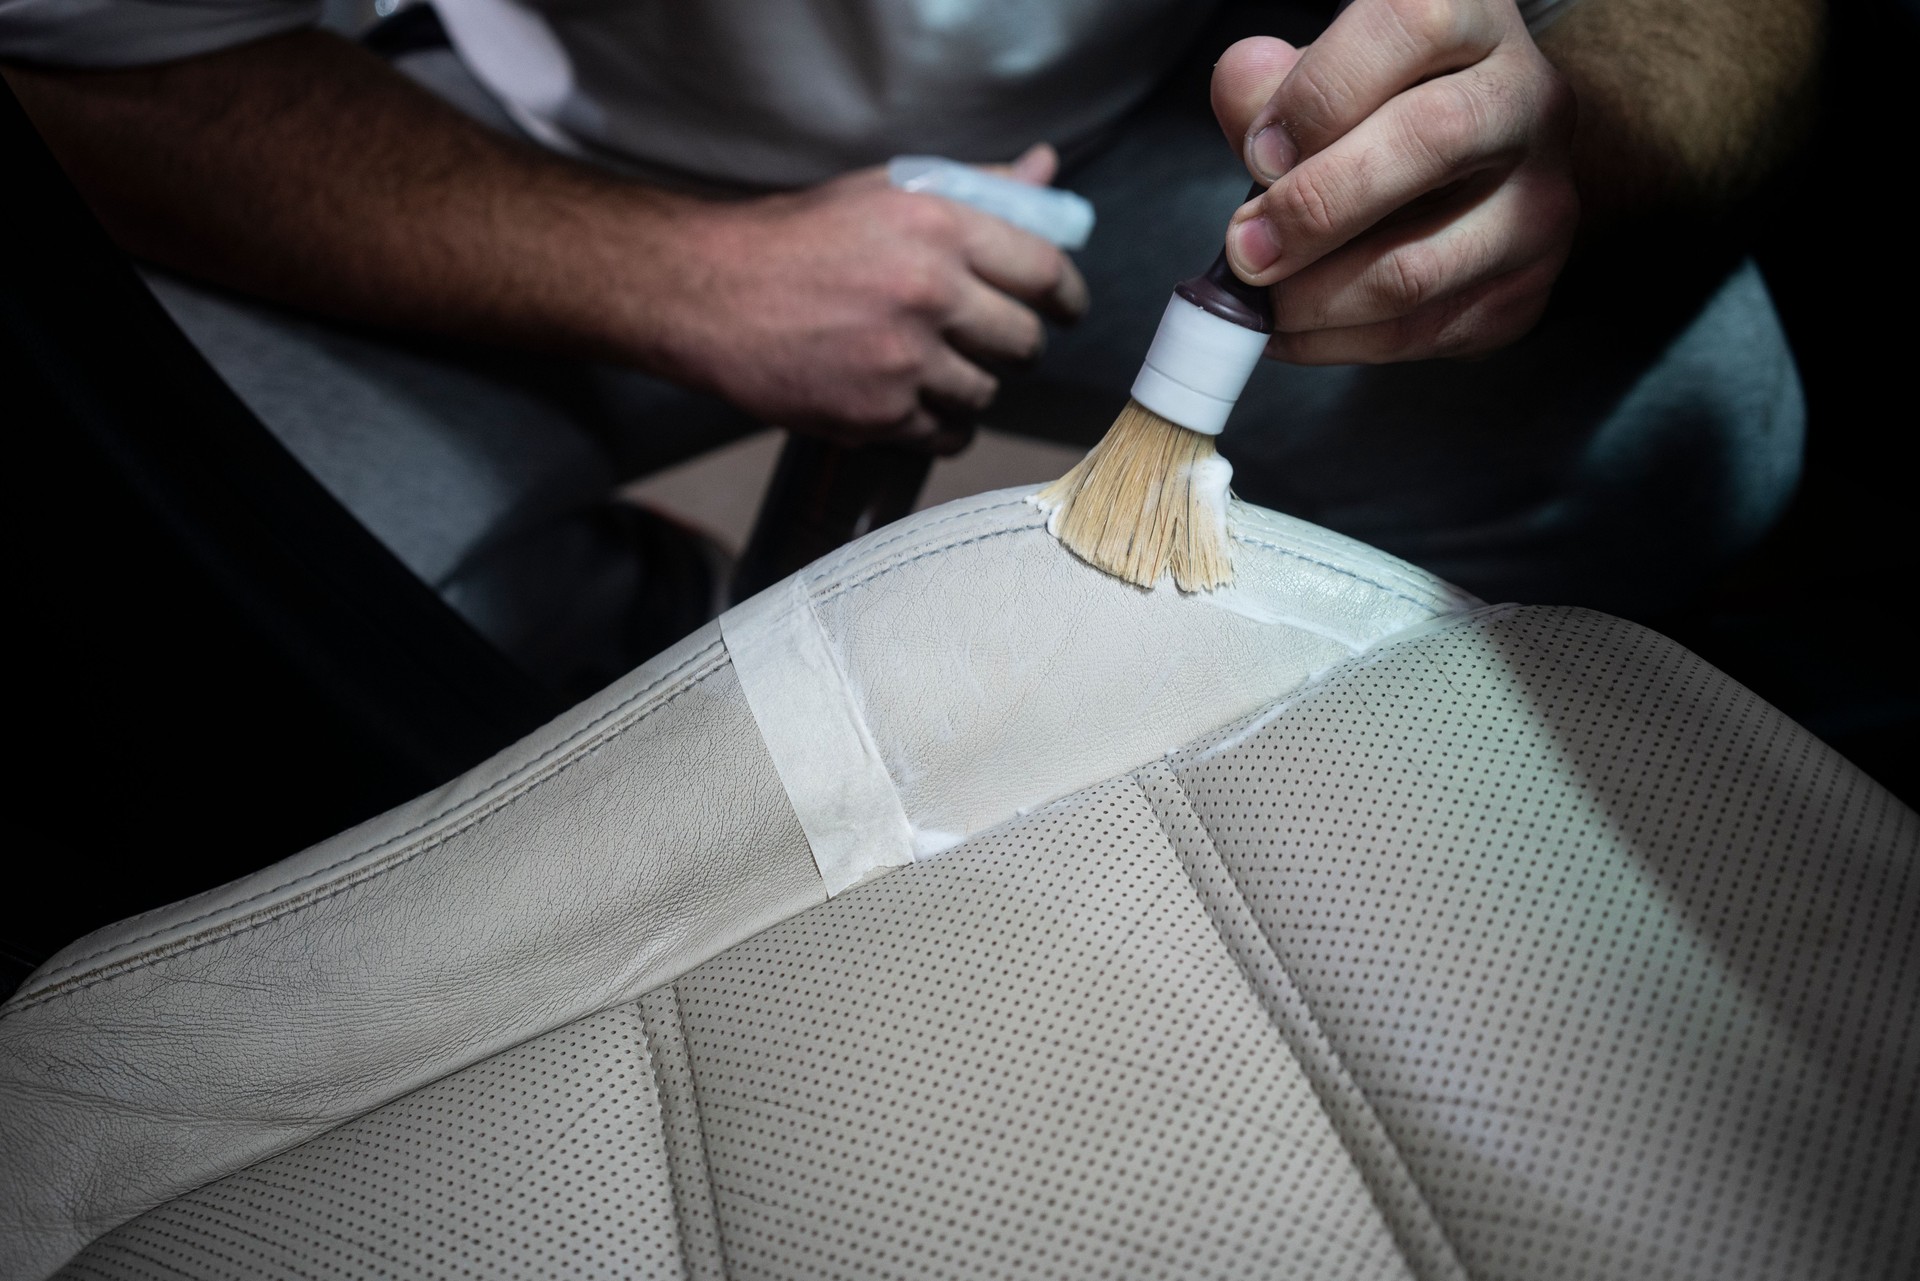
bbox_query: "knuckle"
[1274,169,1341,240]
[1388,0,1466,51]
[1415,77,1499,167]
[892,259,958,314]
[1382,244,1446,310]
[888,190,959,239]
[1286,67,1348,139]
[864,328,923,379]
[858,388,918,429]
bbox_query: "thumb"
[1212,37,1304,165]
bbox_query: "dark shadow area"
[1658,0,1917,806]
[2,82,562,995]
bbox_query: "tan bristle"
[1032,399,1234,592]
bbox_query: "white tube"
[1128,295,1269,436]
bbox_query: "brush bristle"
[1032,399,1233,592]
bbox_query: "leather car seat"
[3,491,1914,1280]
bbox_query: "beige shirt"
[439,0,1217,187]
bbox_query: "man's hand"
[654,146,1087,453]
[5,34,1083,453]
[1212,0,1579,364]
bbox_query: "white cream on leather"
[47,607,1920,1280]
[805,491,1474,865]
[1,490,1473,1280]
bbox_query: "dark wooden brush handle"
[1174,183,1275,334]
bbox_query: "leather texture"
[56,606,1919,1279]
[1,489,1471,1280]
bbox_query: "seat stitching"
[816,524,1447,613]
[1134,762,1472,1281]
[814,526,1031,602]
[23,510,1446,1003]
[638,996,697,1281]
[805,494,1031,586]
[15,509,1448,1012]
[1226,535,1457,611]
[641,987,729,1281]
[669,985,737,1281]
[813,494,1456,615]
[7,655,732,1014]
[18,640,728,997]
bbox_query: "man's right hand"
[652,145,1087,453]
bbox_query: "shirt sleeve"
[0,0,320,67]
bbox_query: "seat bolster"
[0,624,822,1281]
[0,490,1475,1279]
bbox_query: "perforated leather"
[65,1007,684,1281]
[4,491,1469,1280]
[59,607,1919,1280]
[1166,606,1920,1279]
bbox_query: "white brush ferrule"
[1128,295,1269,436]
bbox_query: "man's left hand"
[1213,0,1579,364]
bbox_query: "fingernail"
[1229,216,1281,277]
[1246,124,1295,182]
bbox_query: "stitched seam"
[635,1000,698,1281]
[806,494,1031,591]
[817,495,1451,610]
[816,523,1442,616]
[29,507,1431,998]
[8,657,731,1015]
[673,986,737,1281]
[1227,535,1451,611]
[1139,762,1469,1281]
[824,488,1448,612]
[15,642,724,997]
[814,527,1032,603]
[17,505,1442,1007]
[641,988,727,1281]
[1183,773,1473,1281]
[1225,511,1455,606]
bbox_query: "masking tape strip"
[719,575,914,896]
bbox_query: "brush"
[1033,195,1273,592]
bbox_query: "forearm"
[1536,0,1823,228]
[3,30,702,366]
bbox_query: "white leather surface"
[0,489,1472,1280]
[804,490,1474,857]
[0,629,822,1281]
[60,607,1918,1280]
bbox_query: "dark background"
[1663,0,1916,808]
